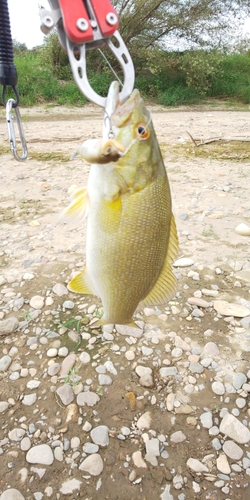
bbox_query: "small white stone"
[132,450,147,469]
[170,431,186,443]
[79,352,91,364]
[137,411,152,430]
[59,479,82,494]
[53,283,68,296]
[187,458,208,473]
[216,453,231,474]
[0,489,25,500]
[79,454,104,475]
[26,444,54,465]
[235,223,250,236]
[220,413,250,444]
[22,394,37,406]
[173,258,194,267]
[30,295,44,310]
[212,381,225,395]
[125,350,135,360]
[214,300,250,318]
[47,348,58,358]
[223,440,243,460]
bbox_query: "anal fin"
[68,267,93,295]
[143,214,179,306]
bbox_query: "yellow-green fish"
[65,81,178,325]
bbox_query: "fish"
[64,81,178,325]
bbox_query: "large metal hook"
[6,98,28,161]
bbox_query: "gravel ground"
[0,104,250,500]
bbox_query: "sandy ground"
[0,104,250,500]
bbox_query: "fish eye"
[106,147,112,154]
[136,123,150,140]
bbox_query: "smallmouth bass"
[65,81,178,325]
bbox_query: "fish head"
[104,82,162,191]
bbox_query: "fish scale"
[87,175,171,324]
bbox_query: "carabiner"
[6,98,28,161]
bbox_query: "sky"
[7,0,250,49]
[8,0,50,48]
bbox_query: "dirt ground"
[0,103,250,500]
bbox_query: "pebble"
[125,350,135,360]
[20,437,31,451]
[22,394,37,406]
[173,258,194,267]
[160,484,174,500]
[60,353,76,376]
[0,401,8,412]
[8,428,25,441]
[53,283,68,296]
[233,372,247,390]
[0,355,12,372]
[79,453,104,475]
[200,411,213,429]
[170,431,186,443]
[82,443,99,454]
[235,223,250,236]
[0,317,19,336]
[187,458,208,473]
[137,411,152,430]
[214,300,250,317]
[0,489,25,500]
[160,367,177,378]
[63,300,74,309]
[90,426,109,447]
[222,440,243,460]
[47,348,58,358]
[79,351,91,364]
[115,323,144,338]
[212,381,225,395]
[77,392,100,407]
[59,479,82,495]
[188,297,210,308]
[48,363,60,376]
[26,444,54,465]
[145,438,160,456]
[30,295,44,309]
[56,384,74,406]
[216,453,231,474]
[98,374,113,385]
[58,346,68,357]
[132,450,147,469]
[219,413,250,444]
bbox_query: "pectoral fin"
[142,215,179,306]
[60,187,88,222]
[68,267,93,295]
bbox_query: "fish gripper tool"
[40,0,135,107]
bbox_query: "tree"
[113,0,250,51]
[12,39,28,56]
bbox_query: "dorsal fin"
[142,214,179,306]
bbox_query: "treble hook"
[6,98,28,161]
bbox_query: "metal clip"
[6,99,28,161]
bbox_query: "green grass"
[10,49,250,107]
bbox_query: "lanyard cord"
[0,0,19,106]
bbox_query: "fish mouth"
[103,81,140,137]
